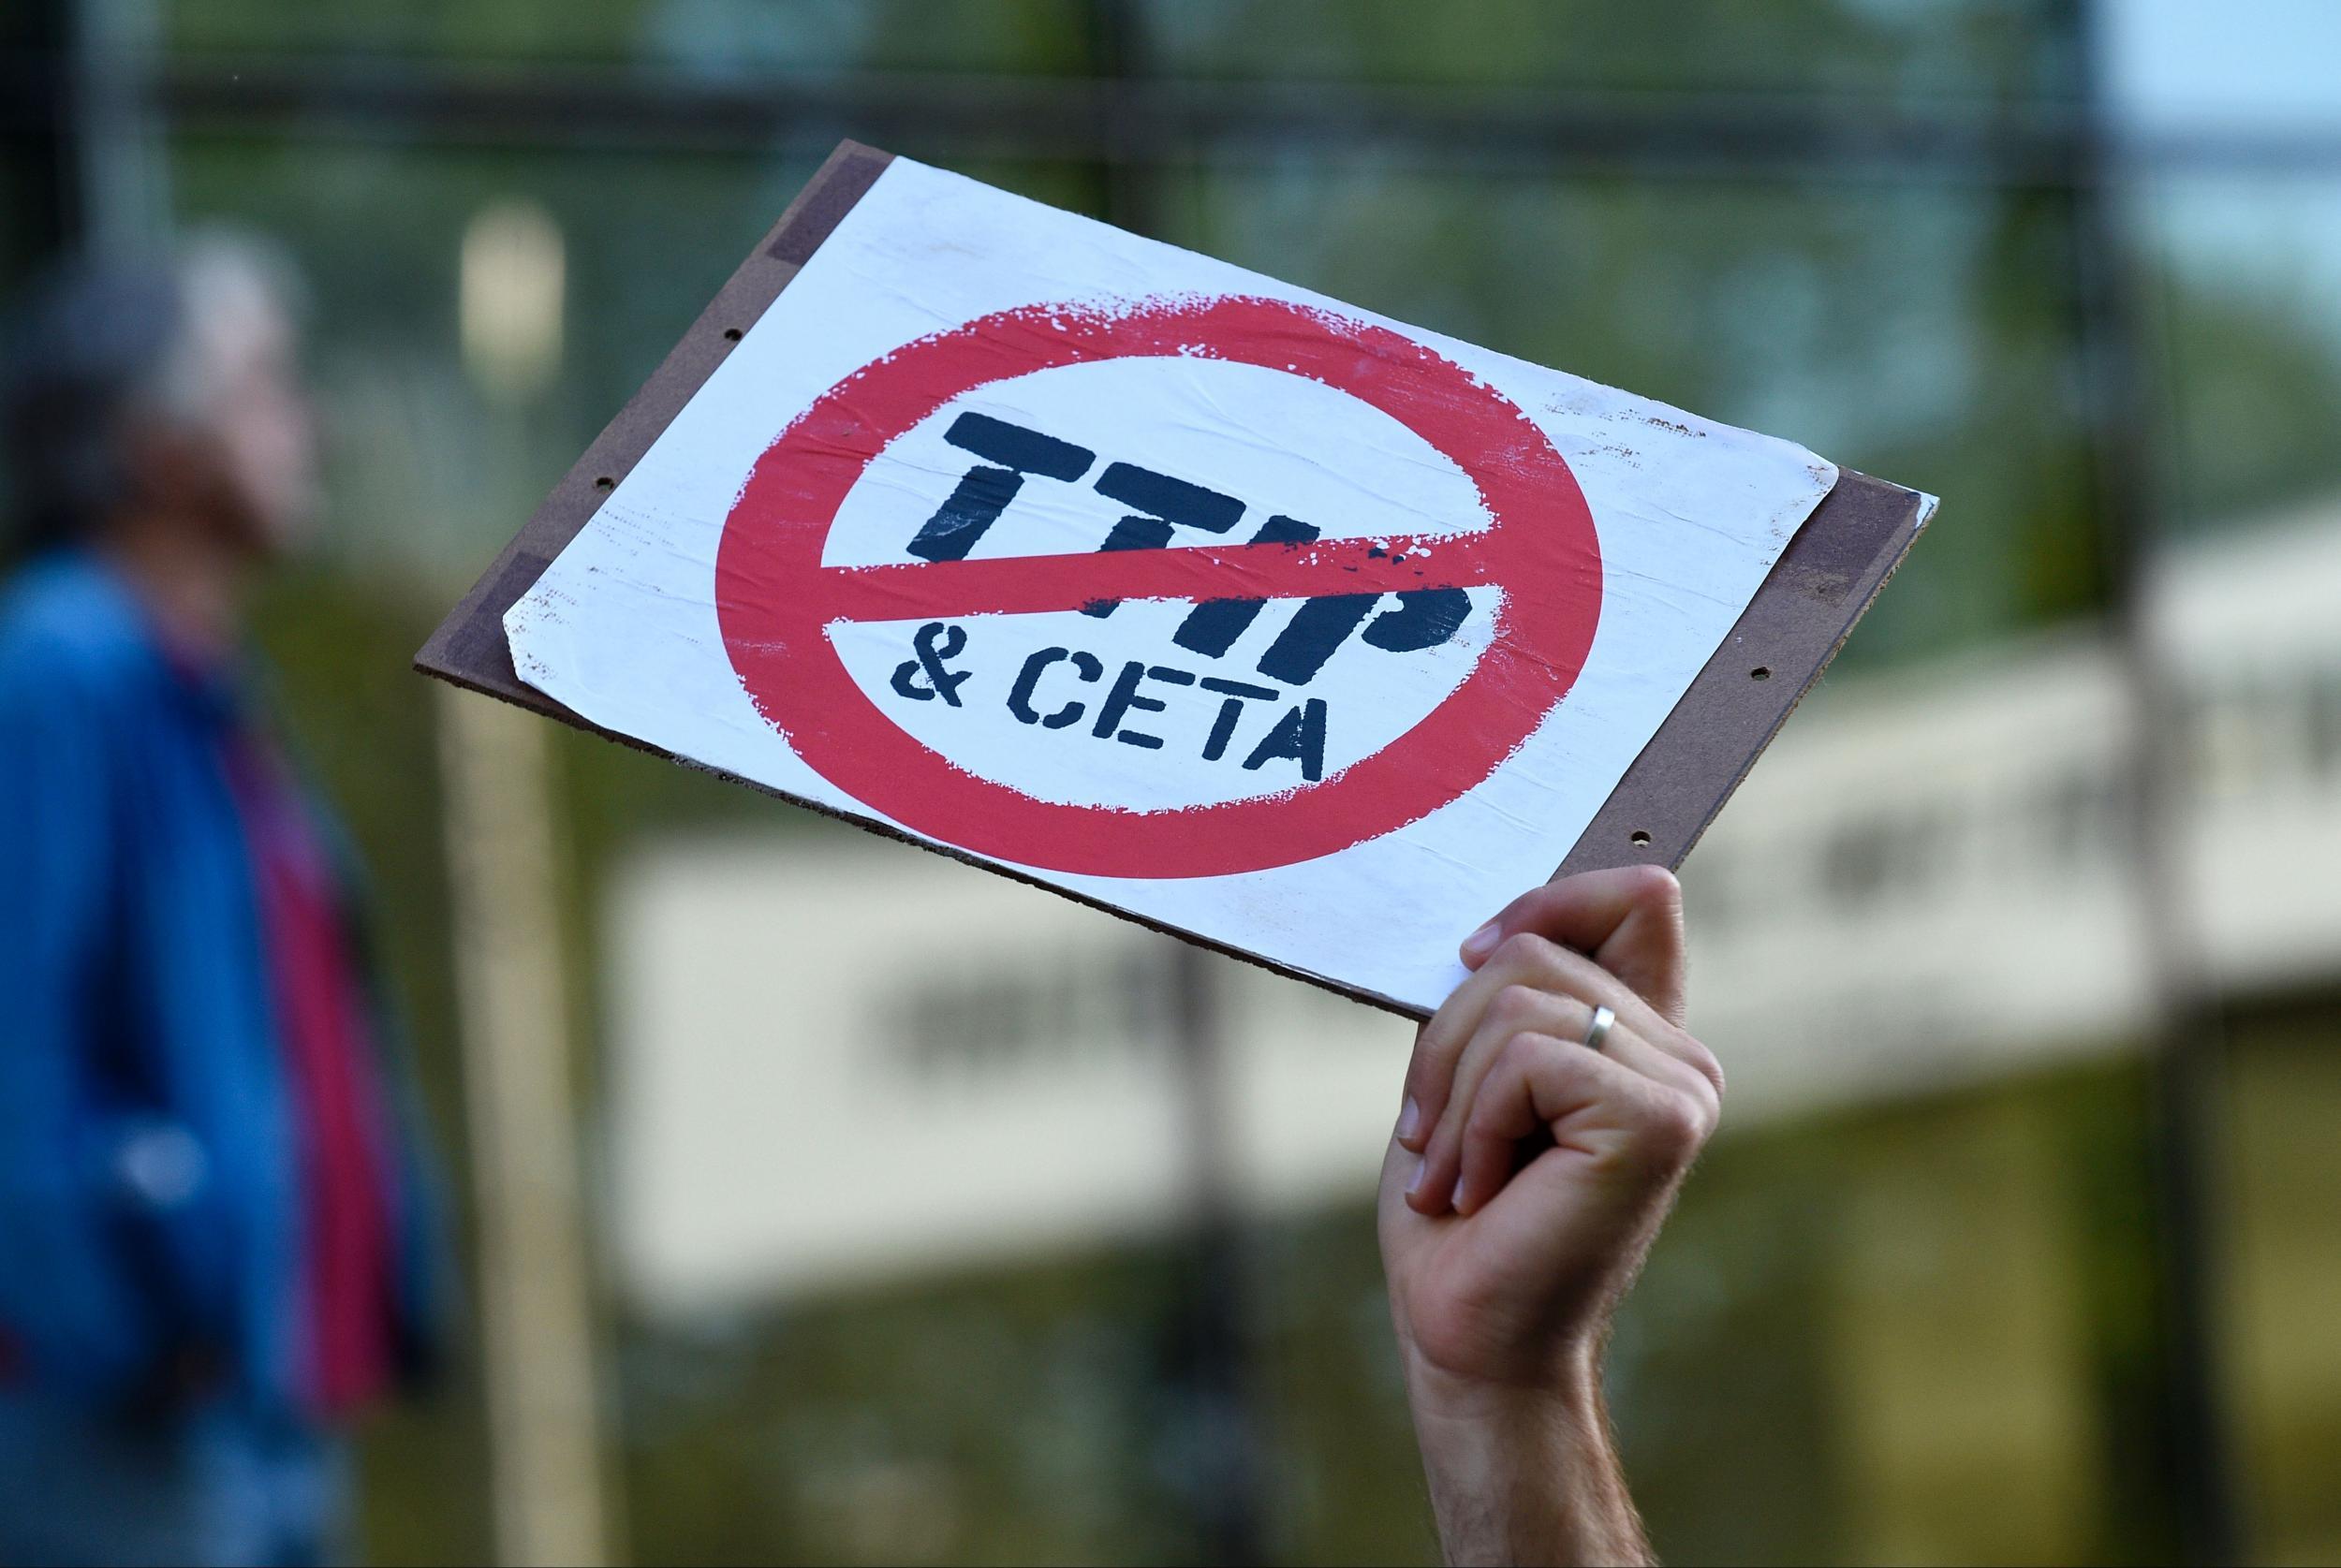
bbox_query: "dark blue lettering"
[1173,514,1318,657]
[906,413,1094,564]
[1007,646,1104,728]
[1257,593,1379,685]
[890,621,972,706]
[1363,588,1472,654]
[1198,676,1278,763]
[1091,660,1196,749]
[1082,462,1244,619]
[1256,586,1474,685]
[1242,698,1329,782]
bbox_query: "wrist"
[1406,1360,1605,1511]
[1403,1342,1648,1567]
[1402,1333,1604,1429]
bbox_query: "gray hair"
[1,232,302,552]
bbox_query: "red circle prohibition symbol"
[715,294,1604,879]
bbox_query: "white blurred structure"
[604,502,2341,1314]
[1698,498,2341,1120]
[461,199,567,403]
[606,842,1409,1314]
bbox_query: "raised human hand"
[1377,867,1722,1565]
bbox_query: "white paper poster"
[506,156,1836,1013]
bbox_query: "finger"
[1415,988,1710,1217]
[1399,919,1696,1157]
[1417,872,1668,1146]
[1453,1030,1711,1216]
[1396,953,1524,1152]
[1482,930,1718,1094]
[1405,978,1559,1211]
[1500,988,1720,1114]
[1402,879,1706,1158]
[1459,865,1688,1027]
[1598,1020,1723,1119]
[1380,1095,1425,1209]
[1453,1033,1607,1216]
[1510,935,1723,1100]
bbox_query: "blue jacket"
[0,551,446,1415]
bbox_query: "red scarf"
[225,732,395,1416]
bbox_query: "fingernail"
[1451,1177,1469,1213]
[1406,1157,1426,1196]
[1461,920,1500,960]
[1396,1097,1421,1142]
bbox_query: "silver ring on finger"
[1581,1004,1616,1053]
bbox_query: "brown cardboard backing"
[415,139,1932,1020]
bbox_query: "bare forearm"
[1384,870,1710,1566]
[1409,1365,1652,1568]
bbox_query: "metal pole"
[5,0,77,271]
[2072,5,2239,1561]
[435,688,613,1568]
[1087,0,1165,239]
[64,0,169,255]
[1084,6,1267,1556]
[1166,941,1266,1566]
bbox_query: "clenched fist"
[1379,867,1722,1566]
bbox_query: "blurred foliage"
[158,0,2078,102]
[2221,1000,2341,1566]
[2157,277,2341,535]
[145,0,2341,673]
[619,1249,1225,1564]
[1143,0,2078,99]
[595,1054,2231,1566]
[1164,168,2108,661]
[1603,1061,2178,1566]
[162,0,1095,75]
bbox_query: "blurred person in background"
[0,239,449,1567]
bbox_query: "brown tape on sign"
[416,139,1931,1019]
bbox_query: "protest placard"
[419,141,1934,1016]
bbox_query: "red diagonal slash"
[717,292,1604,879]
[822,533,1494,624]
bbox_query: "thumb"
[1458,865,1687,1027]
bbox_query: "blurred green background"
[7,2,2341,1563]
